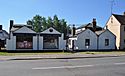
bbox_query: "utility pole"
[111,0,115,15]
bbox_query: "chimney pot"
[10,20,14,30]
[92,18,97,32]
[72,24,76,36]
[0,25,2,30]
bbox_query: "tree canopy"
[26,15,71,39]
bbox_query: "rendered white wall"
[39,36,43,50]
[6,33,16,50]
[76,29,98,50]
[33,36,37,50]
[98,30,116,50]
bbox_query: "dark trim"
[40,34,61,37]
[13,33,36,36]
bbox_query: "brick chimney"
[72,24,76,36]
[9,20,14,39]
[10,20,14,31]
[0,25,2,31]
[92,18,96,32]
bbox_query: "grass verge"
[0,51,125,56]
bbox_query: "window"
[111,17,113,23]
[68,40,71,45]
[124,39,125,44]
[85,39,90,46]
[105,39,109,46]
[43,35,59,49]
[124,26,125,32]
[16,35,33,49]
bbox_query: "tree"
[42,17,47,31]
[27,20,33,25]
[26,15,43,32]
[32,15,43,32]
[47,17,53,28]
[26,14,69,39]
[53,15,60,31]
[60,19,68,39]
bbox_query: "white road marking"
[32,62,125,70]
[114,62,125,65]
[32,65,94,70]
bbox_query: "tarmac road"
[0,56,125,76]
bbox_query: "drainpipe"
[97,36,99,51]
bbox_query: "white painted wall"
[39,36,43,50]
[68,37,77,49]
[6,33,16,50]
[33,36,37,50]
[76,29,98,50]
[98,30,116,50]
[59,34,66,50]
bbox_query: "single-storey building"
[6,20,66,51]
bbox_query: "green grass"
[0,52,71,56]
[0,52,14,56]
[0,51,125,56]
[82,51,125,55]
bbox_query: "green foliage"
[26,14,70,39]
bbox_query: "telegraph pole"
[111,0,115,15]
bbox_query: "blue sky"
[0,0,125,32]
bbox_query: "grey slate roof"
[11,24,32,32]
[77,23,102,29]
[95,30,105,35]
[0,30,9,40]
[113,14,125,25]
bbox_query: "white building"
[96,29,116,50]
[6,20,66,51]
[68,19,116,50]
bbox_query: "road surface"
[0,56,125,76]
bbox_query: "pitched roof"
[77,23,102,29]
[113,14,125,25]
[95,29,116,37]
[11,24,33,32]
[0,30,9,40]
[95,30,105,35]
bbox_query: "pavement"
[0,53,125,61]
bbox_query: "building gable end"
[41,27,61,35]
[13,26,36,34]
